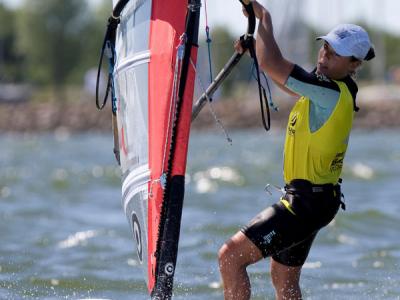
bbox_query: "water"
[1,129,399,300]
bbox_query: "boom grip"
[239,0,256,36]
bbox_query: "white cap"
[317,24,372,61]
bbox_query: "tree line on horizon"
[0,0,110,100]
[1,1,400,100]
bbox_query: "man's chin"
[316,67,327,76]
[316,69,331,81]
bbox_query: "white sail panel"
[113,0,152,288]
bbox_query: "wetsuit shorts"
[241,179,343,266]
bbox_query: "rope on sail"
[190,59,233,145]
[96,15,119,111]
[159,34,187,189]
[192,0,277,132]
[203,0,213,84]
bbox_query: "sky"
[198,0,400,36]
[3,0,400,36]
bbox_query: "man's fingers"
[242,6,249,18]
[241,1,264,20]
[234,40,244,54]
[251,1,265,19]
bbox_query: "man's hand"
[234,39,245,54]
[234,38,256,55]
[242,0,267,20]
[240,0,295,88]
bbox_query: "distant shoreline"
[193,97,400,130]
[1,97,399,133]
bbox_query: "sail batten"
[115,51,150,74]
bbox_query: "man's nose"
[320,49,330,63]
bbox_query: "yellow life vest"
[283,80,354,184]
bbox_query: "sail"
[111,0,200,298]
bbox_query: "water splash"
[351,162,374,180]
[58,230,99,249]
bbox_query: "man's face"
[316,42,359,80]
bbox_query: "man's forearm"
[255,7,293,85]
[256,10,282,66]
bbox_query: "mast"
[151,2,200,298]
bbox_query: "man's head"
[315,24,375,79]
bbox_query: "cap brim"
[315,36,353,57]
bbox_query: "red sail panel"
[147,0,198,292]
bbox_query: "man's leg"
[270,232,316,299]
[218,231,263,300]
[270,258,302,300]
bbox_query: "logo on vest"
[330,152,345,172]
[288,113,298,136]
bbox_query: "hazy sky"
[199,0,400,36]
[3,0,400,36]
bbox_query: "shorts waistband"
[285,179,340,194]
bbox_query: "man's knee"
[218,242,239,270]
[218,232,263,270]
[218,232,261,271]
[218,243,228,261]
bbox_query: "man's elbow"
[258,61,285,85]
[258,59,293,86]
[258,58,276,78]
[258,58,269,74]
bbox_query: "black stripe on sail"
[152,176,185,300]
[152,0,201,299]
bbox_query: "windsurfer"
[218,1,375,299]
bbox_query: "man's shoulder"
[290,65,358,99]
[341,76,358,100]
[290,65,340,91]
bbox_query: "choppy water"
[1,129,399,300]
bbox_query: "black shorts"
[241,179,342,266]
